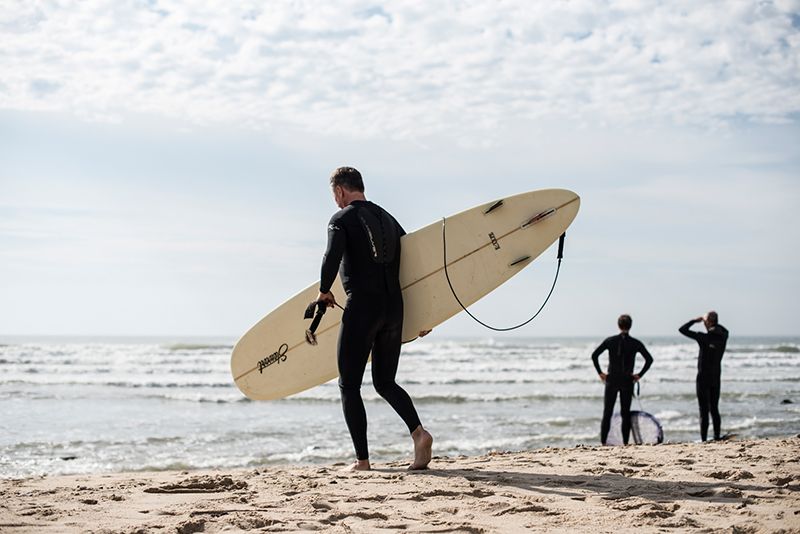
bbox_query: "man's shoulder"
[365,201,405,232]
[329,205,357,223]
[364,201,399,220]
[711,325,729,339]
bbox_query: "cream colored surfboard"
[231,188,580,400]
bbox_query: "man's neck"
[344,192,367,206]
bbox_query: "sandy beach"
[1,436,798,533]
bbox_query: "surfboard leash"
[634,380,645,412]
[441,217,565,332]
[303,299,344,345]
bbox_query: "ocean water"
[1,336,798,478]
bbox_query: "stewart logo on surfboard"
[258,343,288,373]
[488,232,500,250]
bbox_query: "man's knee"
[339,379,362,394]
[373,380,397,398]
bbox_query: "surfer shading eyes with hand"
[591,314,654,445]
[316,166,433,472]
[679,311,729,442]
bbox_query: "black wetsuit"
[591,334,653,445]
[679,321,729,441]
[320,200,421,460]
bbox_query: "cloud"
[0,1,798,141]
[29,79,62,97]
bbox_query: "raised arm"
[679,319,703,341]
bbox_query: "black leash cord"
[635,380,645,411]
[442,217,564,332]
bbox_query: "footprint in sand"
[493,503,552,516]
[687,486,743,499]
[296,521,323,530]
[321,511,389,524]
[144,475,247,494]
[657,516,701,529]
[704,470,735,479]
[232,517,282,530]
[345,494,386,503]
[611,500,648,511]
[769,475,796,486]
[175,519,205,534]
[641,509,676,519]
[19,505,57,518]
[409,488,495,501]
[311,500,334,511]
[704,470,754,481]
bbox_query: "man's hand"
[317,291,337,308]
[419,329,432,338]
[693,316,704,323]
[598,372,607,383]
[632,374,641,382]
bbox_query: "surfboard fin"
[509,255,531,267]
[483,199,504,215]
[521,207,556,228]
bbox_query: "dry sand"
[1,437,799,533]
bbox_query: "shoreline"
[2,437,798,533]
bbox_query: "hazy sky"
[1,1,799,338]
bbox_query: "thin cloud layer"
[1,1,799,139]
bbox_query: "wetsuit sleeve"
[637,341,653,377]
[591,340,607,375]
[679,320,704,341]
[319,215,346,294]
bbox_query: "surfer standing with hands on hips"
[591,314,654,445]
[316,166,433,471]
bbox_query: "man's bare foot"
[409,425,433,470]
[342,459,370,472]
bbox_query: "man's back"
[592,333,653,378]
[321,200,405,298]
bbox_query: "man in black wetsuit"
[591,314,654,445]
[679,311,729,442]
[316,166,433,471]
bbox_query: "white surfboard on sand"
[231,188,580,400]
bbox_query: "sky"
[1,0,799,338]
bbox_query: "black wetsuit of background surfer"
[320,200,421,461]
[591,334,653,445]
[679,321,729,441]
